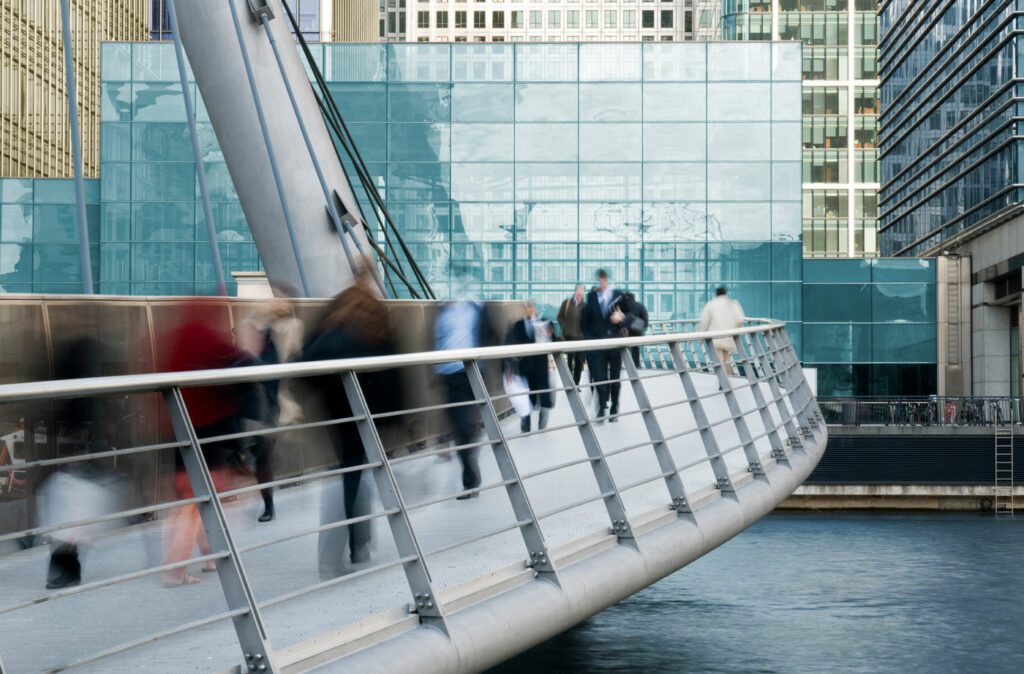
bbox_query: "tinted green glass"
[803,283,871,322]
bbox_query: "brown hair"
[321,273,391,345]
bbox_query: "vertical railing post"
[668,342,736,496]
[764,328,815,437]
[702,338,765,479]
[463,360,560,585]
[619,347,691,514]
[340,371,448,633]
[735,334,788,467]
[747,329,804,454]
[163,388,277,672]
[554,352,637,547]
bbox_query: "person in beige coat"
[699,287,745,375]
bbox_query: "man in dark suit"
[580,269,625,422]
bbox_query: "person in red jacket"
[161,302,257,586]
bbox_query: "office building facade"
[722,0,880,259]
[150,1,379,42]
[382,0,697,42]
[879,0,1020,396]
[0,0,149,178]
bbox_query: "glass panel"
[323,44,388,81]
[580,203,642,241]
[643,163,705,201]
[803,324,872,363]
[392,203,451,239]
[708,242,771,281]
[387,124,451,162]
[451,124,514,161]
[771,43,803,81]
[872,324,936,362]
[453,203,514,240]
[34,180,76,204]
[772,243,802,281]
[450,163,514,201]
[643,203,706,241]
[643,123,706,161]
[772,162,803,201]
[707,163,771,201]
[132,42,181,82]
[643,84,706,121]
[772,202,801,241]
[707,122,770,161]
[101,163,132,202]
[388,44,452,81]
[387,84,452,122]
[871,258,935,282]
[131,163,196,202]
[579,164,642,201]
[708,83,771,121]
[0,179,33,203]
[515,44,578,81]
[326,83,387,121]
[579,84,643,121]
[387,163,451,202]
[452,44,514,81]
[707,202,771,240]
[132,82,187,122]
[772,122,802,161]
[580,123,642,162]
[708,43,770,81]
[102,122,132,161]
[872,284,935,323]
[100,203,131,242]
[515,84,578,122]
[32,205,77,242]
[516,163,579,202]
[451,84,514,121]
[516,124,578,161]
[346,123,387,162]
[131,242,195,282]
[772,83,802,121]
[0,243,32,283]
[0,205,32,242]
[803,284,871,322]
[516,203,578,241]
[133,202,195,241]
[579,44,642,81]
[101,43,132,81]
[101,82,133,122]
[132,123,193,162]
[643,43,707,82]
[803,259,872,283]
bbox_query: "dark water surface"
[493,512,1024,673]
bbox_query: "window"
[417,11,429,28]
[511,10,523,28]
[549,10,561,28]
[417,36,429,42]
[474,10,486,28]
[567,9,579,27]
[455,35,468,41]
[493,11,504,28]
[455,10,467,28]
[623,10,635,27]
[660,10,672,28]
[642,10,654,28]
[436,11,449,28]
[530,10,542,28]
[605,10,616,27]
[586,10,598,27]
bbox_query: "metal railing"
[0,320,819,674]
[820,397,1024,428]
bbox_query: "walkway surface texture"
[0,369,800,673]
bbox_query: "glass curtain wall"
[723,0,880,259]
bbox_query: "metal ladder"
[994,421,1015,516]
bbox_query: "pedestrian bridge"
[0,320,826,673]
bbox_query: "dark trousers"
[565,347,585,385]
[251,436,275,509]
[586,348,622,412]
[319,422,372,577]
[442,371,481,490]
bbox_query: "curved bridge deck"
[0,324,826,673]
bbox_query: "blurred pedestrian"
[161,302,257,586]
[504,301,555,433]
[700,287,745,375]
[557,285,586,385]
[434,299,495,499]
[581,270,625,423]
[617,292,649,368]
[236,291,304,523]
[301,266,398,578]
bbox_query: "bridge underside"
[0,369,826,673]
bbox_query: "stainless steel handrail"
[0,318,820,674]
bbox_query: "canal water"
[493,512,1024,673]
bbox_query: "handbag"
[627,316,645,336]
[503,372,533,417]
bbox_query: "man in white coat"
[700,287,745,375]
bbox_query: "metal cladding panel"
[173,0,368,298]
[807,434,1019,485]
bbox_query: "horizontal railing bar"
[660,426,701,443]
[487,383,572,403]
[518,455,598,481]
[198,414,365,445]
[405,478,518,511]
[0,440,189,473]
[602,438,658,459]
[44,607,249,674]
[0,321,782,403]
[616,471,674,493]
[389,439,492,465]
[424,518,533,558]
[504,420,585,442]
[216,461,383,499]
[647,397,694,412]
[675,451,720,474]
[236,508,400,554]
[371,398,481,420]
[535,490,617,521]
[0,551,229,617]
[258,555,419,610]
[0,495,209,544]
